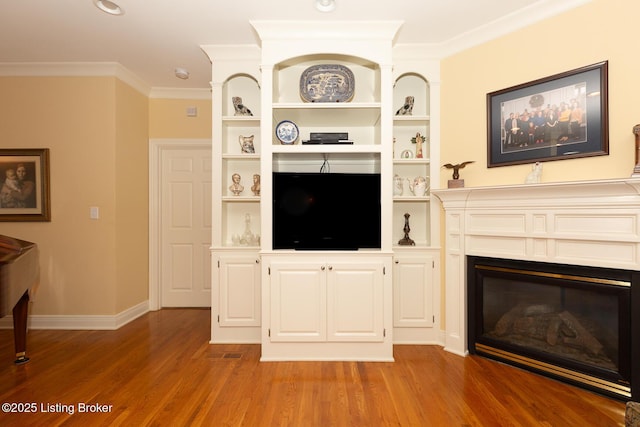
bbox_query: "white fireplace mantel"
[432,178,640,356]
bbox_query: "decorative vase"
[393,174,404,196]
[409,176,429,197]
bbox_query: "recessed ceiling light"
[94,0,124,16]
[315,0,336,12]
[175,68,190,80]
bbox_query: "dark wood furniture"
[0,234,39,364]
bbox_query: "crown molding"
[438,0,592,57]
[0,62,151,96]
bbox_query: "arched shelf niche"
[272,53,380,104]
[222,73,261,117]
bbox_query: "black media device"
[302,132,352,145]
[272,172,381,250]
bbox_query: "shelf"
[393,115,431,123]
[393,158,430,165]
[271,144,382,154]
[223,154,260,160]
[393,196,431,202]
[223,116,261,124]
[222,196,260,202]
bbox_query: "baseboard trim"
[0,300,149,330]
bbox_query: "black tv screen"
[273,172,381,250]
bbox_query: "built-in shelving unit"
[203,24,443,354]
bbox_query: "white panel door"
[327,262,384,342]
[393,254,434,327]
[161,147,212,307]
[218,254,261,327]
[269,262,326,342]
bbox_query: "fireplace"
[467,256,638,400]
[432,178,640,401]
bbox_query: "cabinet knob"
[321,266,326,271]
[395,260,399,264]
[328,266,333,271]
[255,259,260,264]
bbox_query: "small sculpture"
[412,132,425,158]
[408,176,429,197]
[393,174,404,196]
[443,161,475,189]
[239,135,255,154]
[395,96,414,116]
[232,96,253,116]
[443,161,475,180]
[251,174,261,196]
[525,162,543,184]
[229,173,244,196]
[398,213,415,246]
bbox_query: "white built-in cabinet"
[267,258,386,343]
[204,45,262,343]
[203,22,441,356]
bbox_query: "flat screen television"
[272,172,381,250]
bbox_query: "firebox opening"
[467,256,638,401]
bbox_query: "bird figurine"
[442,161,475,180]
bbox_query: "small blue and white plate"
[275,120,299,145]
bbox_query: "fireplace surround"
[433,178,640,400]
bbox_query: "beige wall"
[0,76,148,316]
[441,0,640,187]
[149,98,212,139]
[0,77,211,318]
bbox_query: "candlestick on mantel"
[633,124,640,177]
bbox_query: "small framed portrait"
[0,149,51,222]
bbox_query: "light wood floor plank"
[0,309,626,426]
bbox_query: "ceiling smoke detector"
[315,0,336,12]
[93,0,124,16]
[175,68,190,80]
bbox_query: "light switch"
[90,206,100,220]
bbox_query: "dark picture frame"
[487,61,608,167]
[0,149,51,222]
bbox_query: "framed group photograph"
[0,148,51,221]
[487,61,608,167]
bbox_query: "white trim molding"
[0,300,149,330]
[433,178,640,357]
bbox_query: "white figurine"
[393,174,404,196]
[525,162,542,184]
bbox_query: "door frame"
[148,138,212,310]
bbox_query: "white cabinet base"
[261,254,393,361]
[211,251,261,344]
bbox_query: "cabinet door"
[327,262,384,342]
[270,262,327,342]
[218,254,261,327]
[393,254,434,328]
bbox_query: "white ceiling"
[0,0,589,91]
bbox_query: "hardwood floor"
[0,309,626,426]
